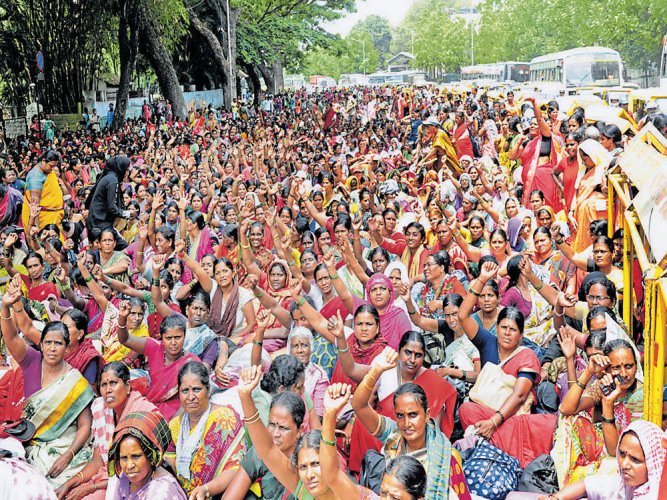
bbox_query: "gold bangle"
[371,416,383,436]
[76,471,84,485]
[240,243,251,249]
[243,410,260,423]
[67,448,75,461]
[0,310,12,320]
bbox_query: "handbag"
[468,347,526,412]
[517,454,559,493]
[462,439,522,500]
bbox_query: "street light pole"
[350,37,366,75]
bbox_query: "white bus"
[529,46,624,92]
[338,74,369,87]
[460,62,530,86]
[284,74,308,90]
[367,70,429,86]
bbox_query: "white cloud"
[323,0,418,37]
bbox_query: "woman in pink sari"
[116,303,199,420]
[181,211,214,284]
[512,97,563,213]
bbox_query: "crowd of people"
[0,83,666,500]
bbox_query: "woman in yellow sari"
[22,151,64,230]
[570,140,611,254]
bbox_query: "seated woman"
[287,326,328,419]
[351,349,471,499]
[237,365,334,500]
[321,384,429,500]
[535,420,665,500]
[98,229,131,283]
[55,362,163,500]
[324,249,412,350]
[555,338,644,486]
[1,279,94,488]
[116,304,199,420]
[409,251,466,321]
[165,361,247,498]
[404,292,481,387]
[341,330,458,476]
[107,412,186,499]
[500,255,555,350]
[223,392,305,500]
[457,261,560,468]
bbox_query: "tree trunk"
[188,9,229,93]
[137,3,186,120]
[244,63,262,104]
[257,63,275,94]
[221,4,240,109]
[113,1,139,130]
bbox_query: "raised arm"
[237,366,299,493]
[150,254,180,318]
[321,384,361,497]
[401,289,439,332]
[324,249,353,313]
[559,354,606,416]
[0,276,28,363]
[459,261,499,341]
[351,348,398,436]
[301,194,329,228]
[338,237,369,287]
[238,217,262,278]
[249,274,291,329]
[519,253,578,317]
[329,310,371,383]
[115,300,147,354]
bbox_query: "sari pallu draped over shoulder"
[23,367,95,487]
[520,134,563,213]
[382,419,471,500]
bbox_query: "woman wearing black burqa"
[85,155,130,249]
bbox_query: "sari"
[147,303,182,340]
[23,367,95,487]
[312,297,350,379]
[165,406,247,495]
[520,134,563,213]
[85,391,159,499]
[0,185,23,226]
[454,122,475,160]
[538,249,576,292]
[351,274,413,350]
[551,379,644,487]
[101,318,149,367]
[330,332,387,393]
[400,245,429,279]
[183,227,213,284]
[377,417,471,500]
[459,344,558,468]
[100,251,130,284]
[411,276,466,320]
[64,338,105,386]
[143,337,199,420]
[184,324,219,363]
[253,265,294,351]
[348,368,458,475]
[21,169,64,229]
[571,140,611,253]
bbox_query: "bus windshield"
[565,55,620,87]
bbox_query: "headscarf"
[384,261,409,285]
[614,420,665,499]
[85,155,130,211]
[576,139,612,191]
[363,273,412,349]
[108,409,171,476]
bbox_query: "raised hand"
[138,222,148,240]
[479,261,499,282]
[91,264,104,281]
[2,275,22,306]
[152,253,167,272]
[323,248,336,269]
[585,353,610,378]
[76,251,88,270]
[3,232,18,249]
[152,190,165,211]
[327,310,345,339]
[238,365,263,397]
[245,273,259,290]
[323,383,352,415]
[557,292,577,309]
[117,300,131,323]
[599,373,622,406]
[549,223,562,242]
[288,279,303,299]
[174,238,186,255]
[557,325,577,360]
[370,346,399,372]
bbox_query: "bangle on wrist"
[461,370,467,381]
[575,379,586,390]
[495,410,505,423]
[151,278,161,287]
[240,243,251,249]
[337,344,349,353]
[84,274,93,283]
[252,340,263,346]
[330,272,339,280]
[321,436,336,447]
[117,322,127,329]
[295,297,305,307]
[601,416,615,424]
[469,287,482,297]
[255,288,265,298]
[534,280,544,291]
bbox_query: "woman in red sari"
[453,111,475,159]
[2,249,59,303]
[457,261,558,468]
[512,97,563,213]
[116,303,198,420]
[345,331,457,477]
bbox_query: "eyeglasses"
[593,249,610,255]
[267,422,293,434]
[586,294,610,303]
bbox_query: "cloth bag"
[468,347,527,412]
[517,454,559,494]
[462,439,523,500]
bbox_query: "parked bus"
[338,73,369,87]
[529,46,624,93]
[367,70,429,86]
[460,62,530,86]
[309,75,336,89]
[284,74,307,90]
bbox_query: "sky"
[322,0,418,37]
